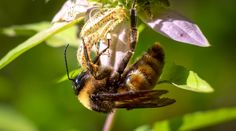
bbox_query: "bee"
[65,0,175,113]
[65,42,175,113]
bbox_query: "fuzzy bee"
[65,42,175,113]
[64,0,175,113]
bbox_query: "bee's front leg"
[92,36,111,65]
[82,38,111,80]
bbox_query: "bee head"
[64,44,90,95]
[71,71,90,95]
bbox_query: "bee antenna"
[64,44,74,81]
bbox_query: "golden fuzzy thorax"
[77,78,94,110]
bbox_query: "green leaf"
[56,68,82,83]
[1,21,79,48]
[134,125,152,131]
[0,22,51,36]
[0,18,83,70]
[0,105,38,131]
[138,24,146,33]
[160,63,213,93]
[46,25,78,47]
[152,107,236,131]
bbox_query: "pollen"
[80,6,127,37]
[78,6,127,69]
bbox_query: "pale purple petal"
[52,0,94,23]
[143,9,210,47]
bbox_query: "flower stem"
[103,109,117,131]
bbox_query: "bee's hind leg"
[117,0,137,75]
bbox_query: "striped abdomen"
[125,43,164,90]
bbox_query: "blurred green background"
[0,0,235,131]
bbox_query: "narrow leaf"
[1,22,78,47]
[0,18,83,70]
[160,63,213,93]
[0,22,51,36]
[152,107,236,131]
[56,68,82,83]
[0,106,38,131]
[46,25,78,47]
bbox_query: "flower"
[52,0,210,68]
[52,0,209,47]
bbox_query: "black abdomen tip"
[147,43,165,63]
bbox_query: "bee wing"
[115,97,175,109]
[93,90,175,109]
[95,90,167,101]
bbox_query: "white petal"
[113,25,130,71]
[98,23,130,71]
[143,9,210,47]
[97,41,112,67]
[52,0,94,23]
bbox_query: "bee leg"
[88,38,112,80]
[96,41,100,56]
[82,37,111,79]
[82,38,97,75]
[130,0,137,52]
[92,38,111,64]
[117,0,137,74]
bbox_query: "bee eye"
[72,71,88,95]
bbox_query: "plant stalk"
[103,109,117,131]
